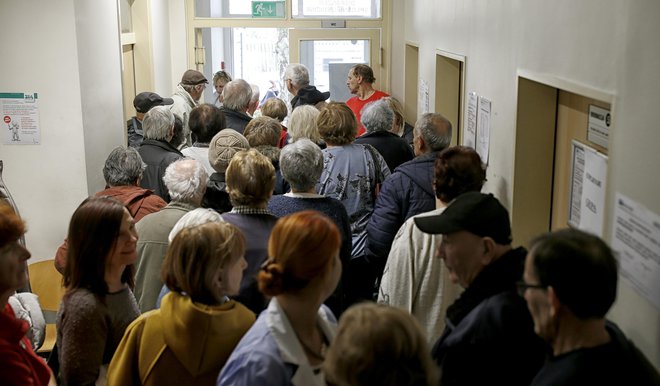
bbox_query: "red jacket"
[54,185,166,273]
[0,304,52,386]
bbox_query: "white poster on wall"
[465,92,478,149]
[1,92,40,145]
[476,96,491,164]
[587,105,610,149]
[612,192,660,311]
[419,80,430,114]
[568,141,608,237]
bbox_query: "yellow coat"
[107,292,255,386]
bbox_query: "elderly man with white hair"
[220,79,253,134]
[285,63,330,110]
[354,99,414,172]
[134,158,208,312]
[138,106,184,201]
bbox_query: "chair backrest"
[28,259,65,354]
[28,260,65,313]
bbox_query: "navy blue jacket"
[432,247,547,386]
[365,151,438,275]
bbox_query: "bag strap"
[364,144,384,184]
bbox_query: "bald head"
[414,113,452,155]
[222,79,253,112]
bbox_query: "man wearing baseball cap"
[127,92,174,148]
[170,69,209,147]
[414,191,545,386]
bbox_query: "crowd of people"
[1,62,659,386]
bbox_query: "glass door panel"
[289,29,381,103]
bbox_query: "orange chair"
[28,259,66,354]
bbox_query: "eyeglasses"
[516,280,547,297]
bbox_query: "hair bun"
[258,262,285,296]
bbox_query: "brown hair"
[324,303,438,386]
[317,102,357,146]
[0,202,25,249]
[350,64,376,84]
[434,146,486,203]
[260,98,288,122]
[243,116,282,147]
[64,196,135,295]
[259,211,340,296]
[226,149,275,207]
[162,222,245,305]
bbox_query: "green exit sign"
[252,1,284,18]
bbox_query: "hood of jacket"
[291,85,330,109]
[159,292,255,376]
[395,151,438,198]
[97,185,152,203]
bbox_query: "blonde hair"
[317,102,357,145]
[384,96,405,133]
[226,149,275,207]
[258,211,340,296]
[288,105,321,144]
[324,303,438,386]
[162,222,245,305]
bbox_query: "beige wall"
[397,0,659,369]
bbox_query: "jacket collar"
[140,139,184,156]
[265,298,336,385]
[221,107,252,122]
[445,247,527,326]
[174,84,198,108]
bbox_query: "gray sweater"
[56,287,139,386]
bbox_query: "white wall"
[400,0,659,368]
[73,0,125,194]
[151,0,174,95]
[0,0,89,263]
[607,0,660,368]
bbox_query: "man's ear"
[167,124,175,141]
[415,134,425,153]
[480,237,497,265]
[547,286,561,318]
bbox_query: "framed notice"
[568,140,607,237]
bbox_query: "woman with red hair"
[0,202,55,386]
[217,210,342,386]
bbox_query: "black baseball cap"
[133,92,174,113]
[414,192,512,244]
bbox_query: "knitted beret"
[208,129,250,173]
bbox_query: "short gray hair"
[143,106,175,140]
[279,138,323,191]
[285,64,310,89]
[168,208,225,242]
[163,159,208,204]
[414,113,452,151]
[361,99,394,133]
[103,146,146,186]
[222,79,252,112]
[288,105,321,143]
